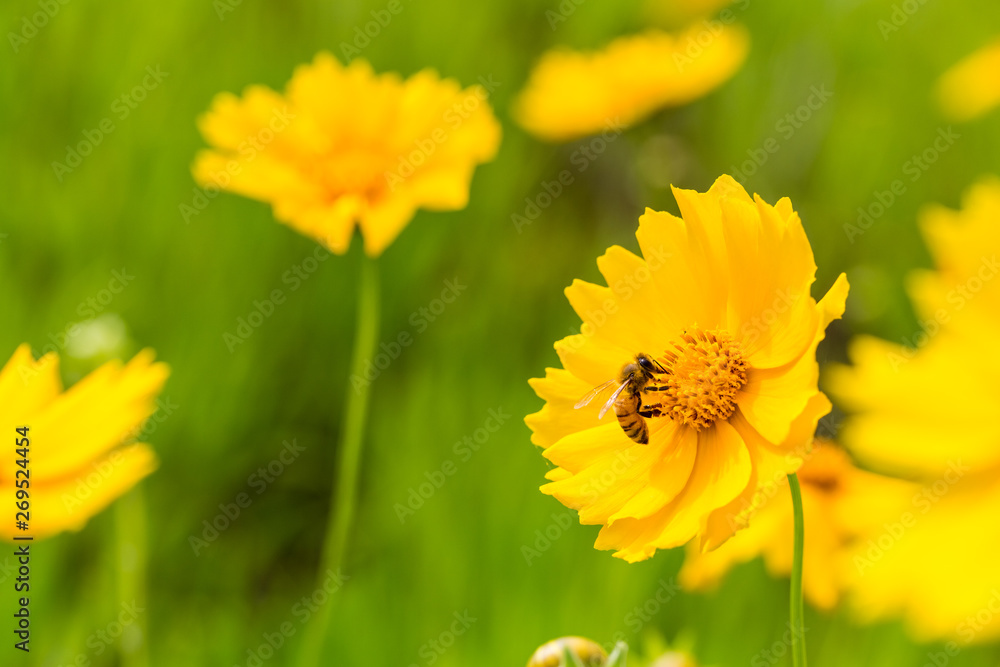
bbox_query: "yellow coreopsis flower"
[193,53,502,257]
[513,25,748,142]
[936,38,1000,122]
[680,441,916,610]
[0,345,168,540]
[829,178,1000,644]
[526,175,849,562]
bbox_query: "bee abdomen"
[617,413,649,444]
[614,394,649,444]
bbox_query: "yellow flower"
[679,441,916,610]
[629,633,702,667]
[936,38,1000,122]
[0,345,168,540]
[829,178,1000,643]
[513,25,748,142]
[527,637,610,667]
[526,175,849,562]
[194,53,501,257]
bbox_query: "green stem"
[298,255,380,667]
[115,486,149,667]
[788,473,807,667]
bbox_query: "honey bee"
[574,353,668,444]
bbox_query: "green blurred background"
[2,0,1000,664]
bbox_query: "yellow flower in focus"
[936,39,1000,122]
[513,26,748,142]
[526,175,849,562]
[194,53,502,257]
[829,178,1000,643]
[680,441,917,610]
[0,345,168,540]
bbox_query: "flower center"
[657,329,748,430]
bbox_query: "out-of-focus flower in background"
[936,39,1000,122]
[829,178,1000,643]
[527,636,626,667]
[629,633,702,667]
[680,440,916,610]
[526,176,848,562]
[513,25,748,142]
[0,345,169,540]
[194,53,502,256]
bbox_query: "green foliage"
[2,0,1000,665]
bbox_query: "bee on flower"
[526,175,848,562]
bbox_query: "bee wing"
[574,379,617,410]
[598,381,631,420]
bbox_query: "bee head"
[635,353,666,376]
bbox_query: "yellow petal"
[21,445,157,541]
[595,420,751,562]
[936,38,1000,122]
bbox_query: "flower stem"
[788,473,807,667]
[115,486,149,667]
[298,255,379,667]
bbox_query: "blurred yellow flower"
[527,637,610,667]
[526,175,848,562]
[0,345,168,541]
[513,25,748,142]
[194,53,502,257]
[630,634,701,667]
[936,39,1000,122]
[829,178,1000,643]
[680,441,916,610]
